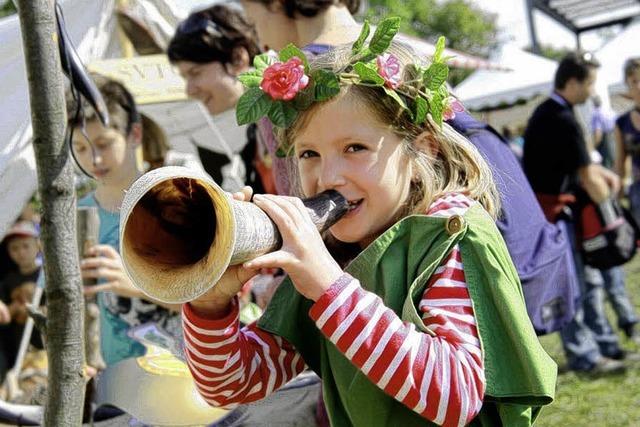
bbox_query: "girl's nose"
[318,159,347,191]
[92,151,103,166]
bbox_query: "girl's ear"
[128,122,143,147]
[413,130,439,158]
[229,47,251,75]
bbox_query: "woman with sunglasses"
[167,3,272,194]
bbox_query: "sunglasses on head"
[177,14,223,38]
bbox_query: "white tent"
[453,44,558,111]
[0,0,121,238]
[595,17,640,97]
[0,0,188,238]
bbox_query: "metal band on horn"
[120,166,348,303]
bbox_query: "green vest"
[258,204,557,426]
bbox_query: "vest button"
[445,215,464,235]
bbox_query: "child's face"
[72,120,138,185]
[626,69,640,104]
[6,236,39,270]
[294,96,413,247]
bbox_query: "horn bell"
[120,166,235,304]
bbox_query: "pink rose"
[443,97,465,121]
[376,53,401,89]
[260,57,310,101]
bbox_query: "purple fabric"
[591,107,615,133]
[450,112,578,333]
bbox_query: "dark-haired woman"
[168,3,273,193]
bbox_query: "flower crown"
[236,17,463,137]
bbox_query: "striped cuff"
[308,273,356,321]
[183,297,240,330]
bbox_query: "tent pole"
[526,0,540,54]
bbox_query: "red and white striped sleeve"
[183,193,485,426]
[182,299,306,408]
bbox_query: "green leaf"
[236,87,271,125]
[275,145,290,158]
[313,69,340,101]
[237,70,263,88]
[352,20,371,54]
[353,62,384,85]
[414,96,428,125]
[438,84,450,99]
[441,55,455,64]
[383,86,407,112]
[368,17,401,55]
[253,53,277,72]
[292,83,316,111]
[424,63,449,91]
[433,36,446,63]
[267,101,298,128]
[279,44,309,71]
[429,93,444,126]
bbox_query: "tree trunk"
[16,1,86,425]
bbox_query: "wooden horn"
[120,166,348,303]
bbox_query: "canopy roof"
[453,44,557,111]
[532,0,640,34]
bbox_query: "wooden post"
[16,0,86,425]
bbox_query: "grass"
[535,256,640,426]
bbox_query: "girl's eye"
[73,145,86,154]
[346,144,366,153]
[299,150,319,159]
[96,140,114,150]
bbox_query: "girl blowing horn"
[179,19,556,426]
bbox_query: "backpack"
[451,113,579,335]
[576,195,639,269]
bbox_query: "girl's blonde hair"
[279,42,500,219]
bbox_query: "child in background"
[66,75,181,367]
[0,221,43,383]
[616,58,640,223]
[176,24,556,427]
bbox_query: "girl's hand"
[188,186,260,317]
[81,244,142,299]
[244,194,343,302]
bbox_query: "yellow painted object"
[88,55,187,105]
